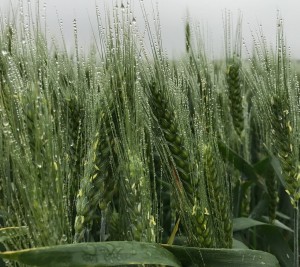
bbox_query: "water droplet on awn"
[37,163,42,168]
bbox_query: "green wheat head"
[74,109,117,242]
[203,143,232,248]
[119,146,156,242]
[226,61,244,137]
[270,94,300,205]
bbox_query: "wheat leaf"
[0,241,181,267]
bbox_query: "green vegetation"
[0,3,299,267]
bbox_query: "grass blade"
[233,217,293,232]
[218,141,265,188]
[233,217,266,232]
[0,241,181,267]
[256,227,294,267]
[162,244,280,266]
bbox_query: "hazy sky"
[1,0,300,58]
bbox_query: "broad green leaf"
[253,157,271,176]
[233,217,293,233]
[261,216,293,232]
[270,156,286,187]
[232,239,249,249]
[275,211,290,220]
[0,227,29,243]
[162,245,280,267]
[256,227,293,267]
[263,145,286,187]
[218,141,265,188]
[233,217,266,232]
[0,241,181,267]
[218,141,256,179]
[249,194,269,219]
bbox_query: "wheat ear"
[226,62,244,137]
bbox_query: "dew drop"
[37,163,42,169]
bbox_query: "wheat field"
[0,2,299,267]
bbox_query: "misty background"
[1,0,300,58]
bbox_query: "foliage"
[0,3,299,267]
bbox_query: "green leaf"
[218,142,255,178]
[233,217,293,233]
[249,194,269,219]
[232,239,249,249]
[263,144,286,187]
[270,156,286,187]
[0,227,29,243]
[261,216,294,232]
[233,217,266,232]
[256,226,294,267]
[253,157,272,176]
[218,141,265,188]
[0,241,181,267]
[275,211,290,220]
[162,244,280,266]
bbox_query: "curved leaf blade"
[0,241,181,267]
[263,145,286,187]
[162,245,280,267]
[232,239,249,249]
[233,217,293,233]
[233,217,266,232]
[218,141,265,189]
[261,216,293,232]
[253,157,272,176]
[256,227,293,267]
